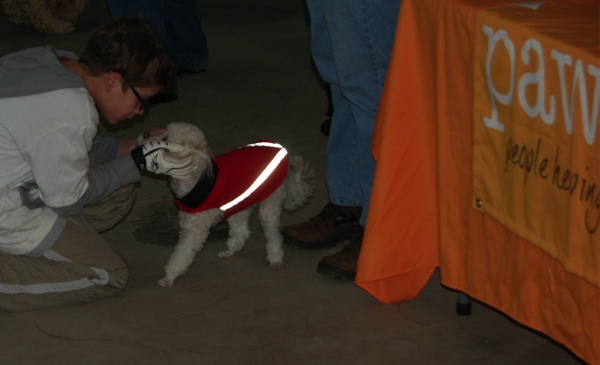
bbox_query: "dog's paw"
[218,250,234,259]
[269,261,283,270]
[158,277,175,287]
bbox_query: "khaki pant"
[0,185,136,311]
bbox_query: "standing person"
[105,0,209,103]
[282,0,401,280]
[0,17,192,311]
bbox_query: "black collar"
[175,160,219,208]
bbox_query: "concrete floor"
[0,1,584,364]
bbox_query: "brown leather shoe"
[282,202,362,249]
[317,228,363,280]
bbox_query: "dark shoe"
[282,202,362,249]
[317,228,363,280]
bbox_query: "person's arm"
[23,124,139,216]
[51,154,140,216]
[91,128,168,162]
[89,135,121,164]
[25,125,186,216]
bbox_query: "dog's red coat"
[174,141,288,219]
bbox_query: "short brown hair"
[79,16,174,92]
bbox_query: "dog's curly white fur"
[156,122,315,287]
[2,0,87,34]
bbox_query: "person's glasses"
[123,78,149,110]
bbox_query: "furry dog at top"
[154,122,314,287]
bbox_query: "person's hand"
[130,140,192,178]
[116,128,168,157]
[137,128,167,145]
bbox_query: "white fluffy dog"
[2,0,88,34]
[155,122,314,287]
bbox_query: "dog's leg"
[258,187,284,269]
[158,209,222,287]
[218,208,253,259]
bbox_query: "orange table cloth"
[355,0,600,363]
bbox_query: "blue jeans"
[306,0,401,226]
[105,0,208,72]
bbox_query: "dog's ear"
[164,144,193,164]
[186,134,212,156]
[170,124,211,155]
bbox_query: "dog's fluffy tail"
[283,155,315,212]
